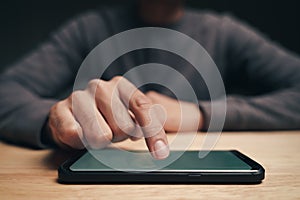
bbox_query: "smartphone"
[58,149,265,184]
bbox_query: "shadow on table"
[42,149,80,170]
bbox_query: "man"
[0,0,299,160]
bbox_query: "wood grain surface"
[1,131,300,200]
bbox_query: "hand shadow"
[42,149,81,170]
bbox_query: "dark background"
[1,0,299,72]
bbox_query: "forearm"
[205,15,300,131]
[0,80,57,148]
[0,13,94,148]
[200,87,300,131]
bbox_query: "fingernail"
[152,140,169,160]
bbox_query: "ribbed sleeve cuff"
[10,99,57,149]
[199,98,241,131]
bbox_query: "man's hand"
[146,91,204,132]
[47,76,169,160]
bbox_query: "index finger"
[116,77,169,160]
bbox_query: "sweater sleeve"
[200,15,300,131]
[0,13,93,148]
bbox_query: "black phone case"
[58,150,265,184]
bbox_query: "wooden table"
[1,131,300,200]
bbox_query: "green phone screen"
[70,149,252,172]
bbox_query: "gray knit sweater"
[0,6,299,148]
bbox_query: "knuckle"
[102,130,113,141]
[87,131,113,149]
[110,76,130,88]
[145,91,157,97]
[59,126,80,143]
[70,90,85,102]
[87,79,103,89]
[84,117,101,131]
[50,101,65,116]
[87,79,107,95]
[66,123,81,135]
[132,95,152,110]
[70,90,91,108]
[54,100,64,109]
[111,76,124,82]
[49,111,63,130]
[84,119,113,147]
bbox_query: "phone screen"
[70,149,252,172]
